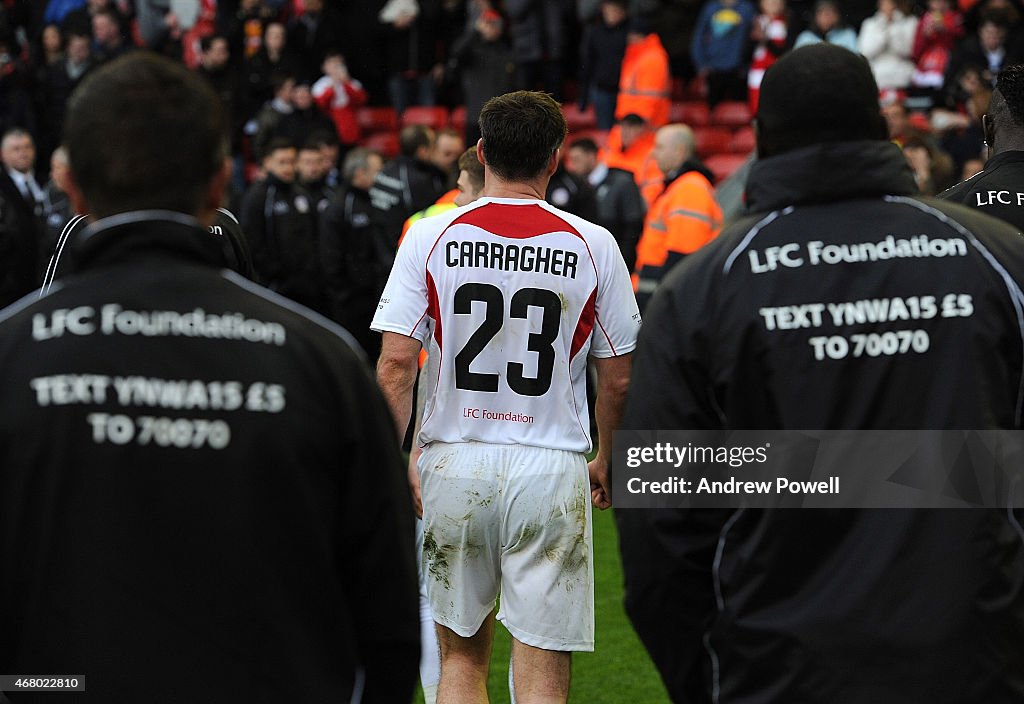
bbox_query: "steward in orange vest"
[615,20,671,128]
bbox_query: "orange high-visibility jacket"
[603,127,664,208]
[633,167,722,309]
[615,34,672,128]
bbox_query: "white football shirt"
[372,197,641,452]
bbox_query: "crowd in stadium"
[0,0,1020,334]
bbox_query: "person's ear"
[64,168,88,217]
[982,113,995,154]
[476,138,485,165]
[547,148,560,176]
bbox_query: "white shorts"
[419,441,594,651]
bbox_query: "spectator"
[319,146,385,357]
[197,35,243,163]
[42,144,73,258]
[249,70,294,162]
[911,0,964,96]
[794,0,858,52]
[566,136,646,271]
[62,0,127,39]
[36,23,65,68]
[274,79,335,150]
[0,54,419,702]
[688,0,761,107]
[449,7,516,146]
[242,22,298,118]
[633,123,721,311]
[505,0,567,98]
[619,17,672,124]
[932,65,990,173]
[308,128,342,187]
[692,0,757,108]
[579,0,630,130]
[939,63,1024,229]
[91,8,131,65]
[546,162,599,222]
[134,0,184,56]
[616,44,1024,704]
[0,128,42,306]
[311,51,367,155]
[748,0,792,112]
[903,133,955,193]
[381,0,442,116]
[296,138,335,214]
[288,0,344,81]
[605,113,665,207]
[858,0,917,90]
[944,10,1024,88]
[369,124,447,249]
[35,30,91,170]
[223,0,275,63]
[238,137,324,313]
[0,32,36,136]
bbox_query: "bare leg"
[436,612,495,704]
[510,638,571,704]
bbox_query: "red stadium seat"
[670,101,710,127]
[362,132,399,159]
[685,76,707,100]
[562,104,597,131]
[450,105,467,133]
[400,106,450,131]
[693,127,733,158]
[705,153,749,182]
[730,126,756,154]
[357,106,398,134]
[711,101,752,128]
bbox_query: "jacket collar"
[746,140,917,212]
[986,150,1024,170]
[69,210,226,274]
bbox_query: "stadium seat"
[562,104,597,131]
[711,101,752,128]
[671,77,688,101]
[670,101,710,127]
[694,127,733,157]
[450,106,467,133]
[730,126,756,154]
[400,106,450,130]
[357,106,398,134]
[362,132,399,159]
[705,153,748,182]
[685,76,707,100]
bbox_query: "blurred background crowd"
[0,0,1020,348]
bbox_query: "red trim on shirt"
[571,288,598,360]
[450,202,584,240]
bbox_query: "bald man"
[632,123,723,310]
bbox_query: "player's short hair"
[65,53,225,218]
[399,124,434,158]
[996,64,1024,126]
[479,91,567,182]
[457,146,484,191]
[568,137,599,155]
[342,147,379,182]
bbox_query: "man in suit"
[0,127,44,306]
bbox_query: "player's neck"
[481,174,549,200]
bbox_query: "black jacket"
[591,164,646,271]
[0,212,419,703]
[319,184,389,358]
[939,150,1024,232]
[369,154,447,249]
[0,169,43,307]
[616,140,1024,703]
[239,174,324,312]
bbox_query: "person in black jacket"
[369,123,447,249]
[939,62,1024,230]
[0,127,45,307]
[0,52,419,704]
[616,44,1024,704]
[566,136,645,270]
[578,0,630,130]
[319,146,386,359]
[239,137,324,313]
